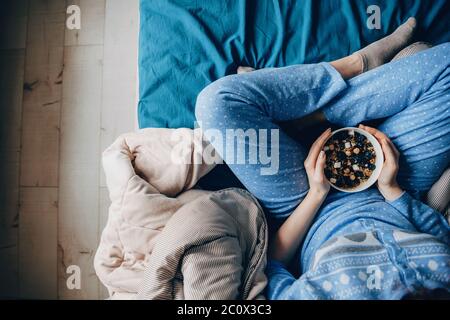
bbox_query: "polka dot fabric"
[196,43,450,299]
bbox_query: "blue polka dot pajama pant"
[195,43,450,219]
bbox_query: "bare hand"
[304,128,332,199]
[359,125,403,200]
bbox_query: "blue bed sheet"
[138,0,450,129]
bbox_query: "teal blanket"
[138,0,450,129]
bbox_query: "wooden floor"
[0,0,139,299]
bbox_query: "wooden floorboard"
[0,49,25,298]
[0,0,139,299]
[0,0,28,50]
[19,187,58,299]
[0,0,28,298]
[58,44,104,299]
[100,0,138,185]
[20,6,65,187]
[17,1,66,300]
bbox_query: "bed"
[136,0,450,212]
[137,0,450,129]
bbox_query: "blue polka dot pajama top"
[195,43,450,299]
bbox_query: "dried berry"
[324,130,377,190]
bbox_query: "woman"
[195,18,450,299]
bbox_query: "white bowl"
[325,127,384,193]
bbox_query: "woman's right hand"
[304,128,332,200]
[359,124,404,201]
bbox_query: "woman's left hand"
[304,128,332,199]
[359,124,404,201]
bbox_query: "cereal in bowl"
[323,130,377,190]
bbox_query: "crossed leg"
[195,42,450,219]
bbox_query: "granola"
[323,129,377,189]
